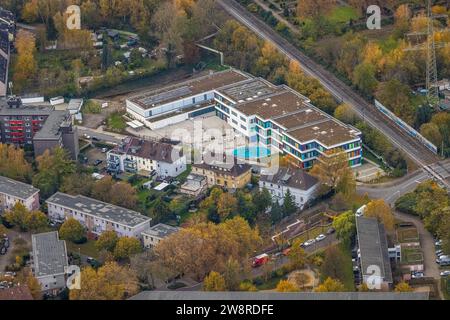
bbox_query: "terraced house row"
[126,69,362,169]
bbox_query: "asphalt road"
[356,170,430,205]
[218,0,444,172]
[78,126,125,145]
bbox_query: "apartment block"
[0,97,79,159]
[46,192,151,238]
[125,69,362,169]
[31,231,68,293]
[107,136,186,178]
[0,175,40,212]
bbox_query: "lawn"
[327,6,359,24]
[66,240,100,259]
[106,112,127,133]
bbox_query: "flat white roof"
[127,120,144,129]
[154,182,170,191]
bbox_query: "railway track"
[218,0,444,173]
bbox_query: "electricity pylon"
[405,0,450,108]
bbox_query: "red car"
[252,254,269,268]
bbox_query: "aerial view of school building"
[125,69,362,169]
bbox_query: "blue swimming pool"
[233,146,271,159]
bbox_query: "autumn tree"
[155,217,262,281]
[364,200,395,232]
[203,271,226,291]
[0,144,33,182]
[314,277,345,292]
[69,262,139,300]
[332,211,356,247]
[217,193,238,221]
[287,239,308,270]
[59,218,86,243]
[394,281,413,292]
[310,149,354,196]
[33,148,76,199]
[113,237,142,261]
[276,280,299,292]
[60,172,95,197]
[13,30,37,93]
[320,246,350,288]
[3,203,30,232]
[420,123,443,149]
[334,103,357,124]
[95,230,119,253]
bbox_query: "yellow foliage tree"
[203,271,226,291]
[70,262,139,300]
[364,199,395,231]
[314,277,345,292]
[276,280,299,292]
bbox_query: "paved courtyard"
[127,115,248,154]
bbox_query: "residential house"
[192,161,252,189]
[259,167,319,209]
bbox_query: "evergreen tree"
[270,200,283,224]
[282,189,297,217]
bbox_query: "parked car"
[83,134,91,139]
[93,160,103,166]
[436,249,443,256]
[435,240,442,246]
[91,136,100,142]
[440,270,450,277]
[303,239,316,247]
[315,234,326,242]
[252,254,269,268]
[411,271,424,279]
[326,227,336,235]
[101,148,108,153]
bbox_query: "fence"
[374,100,438,154]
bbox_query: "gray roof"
[260,167,319,191]
[356,216,393,284]
[0,101,53,116]
[129,291,429,301]
[46,192,151,228]
[0,175,39,200]
[142,223,180,239]
[33,110,70,140]
[31,231,68,277]
[68,99,83,111]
